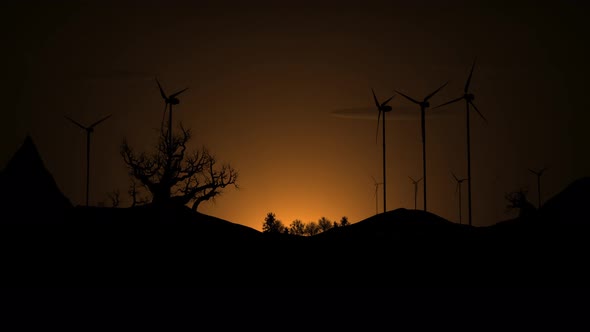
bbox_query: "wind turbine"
[65,114,112,207]
[529,167,547,209]
[451,172,467,224]
[371,88,395,214]
[395,81,448,212]
[371,175,384,215]
[408,176,422,210]
[434,60,487,226]
[156,78,188,149]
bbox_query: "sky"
[1,0,588,231]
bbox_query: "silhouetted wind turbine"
[65,114,112,207]
[371,88,394,213]
[451,172,467,224]
[156,78,188,149]
[408,176,422,210]
[371,175,383,215]
[529,167,547,208]
[395,82,448,212]
[434,60,487,226]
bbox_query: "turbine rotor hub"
[465,93,474,101]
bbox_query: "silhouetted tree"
[120,123,238,210]
[289,219,306,236]
[108,190,120,208]
[262,212,286,233]
[318,217,333,232]
[339,216,350,227]
[128,179,149,207]
[505,189,537,218]
[304,221,320,236]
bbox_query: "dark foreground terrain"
[1,195,589,288]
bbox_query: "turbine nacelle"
[167,97,181,105]
[380,105,393,112]
[465,93,475,102]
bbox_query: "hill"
[0,135,71,222]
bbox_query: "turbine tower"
[529,167,547,209]
[395,82,448,212]
[434,60,486,226]
[451,172,467,224]
[371,88,394,214]
[65,114,112,207]
[371,175,383,215]
[408,176,422,210]
[156,78,188,150]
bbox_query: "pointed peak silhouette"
[4,135,44,173]
[0,135,72,218]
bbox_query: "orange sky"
[1,1,588,231]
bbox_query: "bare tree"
[120,123,238,210]
[108,190,120,208]
[128,179,149,207]
[505,189,537,219]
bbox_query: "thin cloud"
[330,106,457,120]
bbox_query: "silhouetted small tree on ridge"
[304,221,320,236]
[505,188,537,219]
[120,123,238,210]
[318,217,333,232]
[289,219,306,235]
[339,216,349,227]
[262,212,285,233]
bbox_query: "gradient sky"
[1,0,588,231]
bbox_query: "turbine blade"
[417,177,423,183]
[394,90,420,104]
[156,78,167,99]
[381,95,395,107]
[451,171,459,182]
[170,87,188,98]
[433,96,464,109]
[469,101,487,124]
[372,88,380,109]
[424,81,449,101]
[408,176,415,183]
[65,116,86,130]
[528,168,538,175]
[465,59,476,93]
[89,114,112,128]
